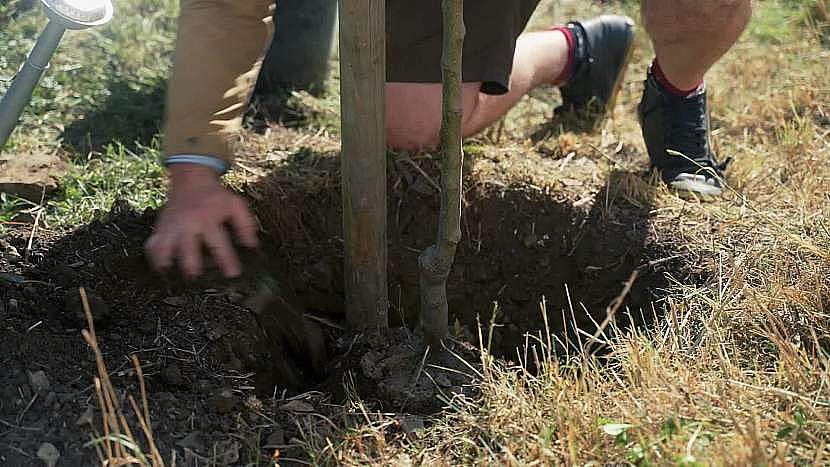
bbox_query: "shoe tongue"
[567,22,591,81]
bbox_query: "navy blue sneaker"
[559,15,636,125]
[638,67,730,198]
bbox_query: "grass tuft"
[79,287,164,467]
[46,142,166,227]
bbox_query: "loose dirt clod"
[326,329,480,414]
[63,290,109,327]
[22,286,37,299]
[206,323,228,341]
[160,363,185,387]
[36,442,60,467]
[246,284,328,390]
[265,428,285,446]
[75,406,94,426]
[398,415,425,441]
[27,370,50,393]
[162,296,187,307]
[279,400,314,413]
[209,389,237,414]
[175,432,206,454]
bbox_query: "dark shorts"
[386,0,541,95]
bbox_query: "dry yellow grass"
[284,2,830,465]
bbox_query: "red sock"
[551,26,576,86]
[652,59,703,97]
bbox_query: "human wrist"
[167,164,223,191]
[164,154,229,175]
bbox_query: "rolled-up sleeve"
[163,0,274,165]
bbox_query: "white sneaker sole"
[670,173,723,199]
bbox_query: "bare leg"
[643,0,751,89]
[386,30,569,151]
[464,30,569,136]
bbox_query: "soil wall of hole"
[246,155,679,357]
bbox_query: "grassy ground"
[2,0,830,465]
[0,0,174,227]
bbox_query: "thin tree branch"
[418,0,465,349]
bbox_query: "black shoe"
[638,67,730,198]
[559,15,636,126]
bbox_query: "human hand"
[145,164,259,279]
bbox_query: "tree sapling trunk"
[418,0,465,349]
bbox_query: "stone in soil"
[0,153,68,202]
[398,415,425,440]
[36,442,60,467]
[75,405,94,426]
[0,238,21,263]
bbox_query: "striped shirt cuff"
[164,154,229,175]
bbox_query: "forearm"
[163,0,274,165]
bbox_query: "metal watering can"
[0,0,114,150]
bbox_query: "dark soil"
[0,203,314,466]
[0,145,685,465]
[247,147,679,355]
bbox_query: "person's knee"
[385,83,441,151]
[643,0,751,44]
[386,123,441,151]
[384,82,483,151]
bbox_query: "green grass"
[0,142,165,228]
[746,0,810,43]
[47,141,167,226]
[0,192,37,223]
[0,0,175,226]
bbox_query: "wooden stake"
[338,0,389,331]
[418,0,465,349]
